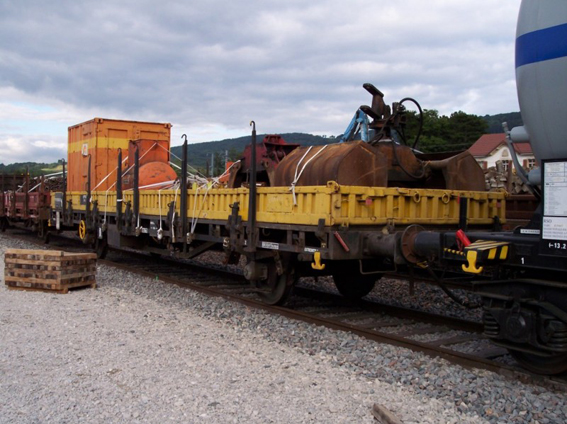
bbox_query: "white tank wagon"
[513,0,567,162]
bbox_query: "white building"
[468,133,536,171]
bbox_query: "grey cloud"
[0,0,521,163]
[0,133,66,165]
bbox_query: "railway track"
[3,229,567,390]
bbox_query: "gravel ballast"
[0,234,565,423]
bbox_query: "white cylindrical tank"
[516,0,567,162]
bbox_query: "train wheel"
[258,268,295,305]
[254,255,296,305]
[78,220,88,242]
[332,261,381,300]
[0,218,8,232]
[509,350,567,375]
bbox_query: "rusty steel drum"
[272,141,388,187]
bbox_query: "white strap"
[290,145,328,205]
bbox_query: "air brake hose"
[424,265,482,310]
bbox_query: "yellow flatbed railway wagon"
[50,172,506,304]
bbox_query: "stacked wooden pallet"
[4,249,97,294]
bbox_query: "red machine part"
[456,229,471,250]
[228,135,300,187]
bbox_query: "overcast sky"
[0,0,521,164]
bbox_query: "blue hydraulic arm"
[340,109,370,142]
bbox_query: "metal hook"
[249,121,255,131]
[181,134,188,143]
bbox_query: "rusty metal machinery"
[231,84,486,192]
[273,142,485,191]
[228,134,300,188]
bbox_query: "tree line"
[404,109,489,153]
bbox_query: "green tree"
[483,112,522,133]
[446,110,488,150]
[404,109,487,153]
[212,151,226,177]
[227,147,241,162]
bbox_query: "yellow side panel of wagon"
[59,182,506,227]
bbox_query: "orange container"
[67,118,171,192]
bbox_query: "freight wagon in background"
[0,0,566,376]
[0,173,50,235]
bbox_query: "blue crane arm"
[339,109,369,142]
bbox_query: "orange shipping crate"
[67,118,172,192]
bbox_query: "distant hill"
[0,162,61,177]
[482,112,522,134]
[172,133,335,171]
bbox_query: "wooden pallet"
[4,249,97,294]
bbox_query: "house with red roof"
[468,133,536,171]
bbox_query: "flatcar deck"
[57,182,506,228]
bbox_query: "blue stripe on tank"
[516,23,567,68]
